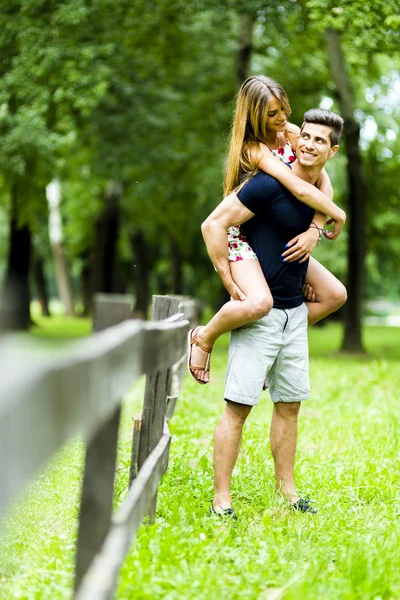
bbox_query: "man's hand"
[219,267,246,301]
[281,227,320,263]
[201,192,254,302]
[303,283,316,302]
[324,209,346,240]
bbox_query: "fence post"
[137,295,180,521]
[74,296,133,591]
[170,296,202,408]
[129,414,142,486]
[93,293,134,331]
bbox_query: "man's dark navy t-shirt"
[237,171,314,309]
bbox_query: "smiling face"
[296,123,339,168]
[265,96,289,132]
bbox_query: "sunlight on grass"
[27,300,92,343]
[30,315,92,341]
[1,321,400,599]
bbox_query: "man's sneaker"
[291,498,317,514]
[210,503,238,521]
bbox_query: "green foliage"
[305,0,400,55]
[0,0,116,240]
[252,4,400,296]
[0,0,113,178]
[0,0,399,306]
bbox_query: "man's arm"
[201,192,254,300]
[316,168,334,199]
[257,144,346,238]
[282,169,335,263]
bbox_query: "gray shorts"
[224,304,309,406]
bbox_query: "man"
[202,109,344,517]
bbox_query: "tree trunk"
[170,237,182,294]
[91,181,122,296]
[47,180,75,316]
[0,183,32,330]
[80,258,92,317]
[325,27,367,353]
[52,244,75,316]
[131,230,150,319]
[33,253,50,317]
[236,13,256,86]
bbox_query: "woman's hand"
[324,212,346,240]
[281,227,320,263]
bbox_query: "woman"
[188,75,347,384]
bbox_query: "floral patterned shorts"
[227,226,257,261]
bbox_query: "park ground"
[0,319,400,599]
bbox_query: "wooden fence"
[0,294,201,599]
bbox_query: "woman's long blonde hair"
[224,75,291,196]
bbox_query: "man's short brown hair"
[301,108,344,146]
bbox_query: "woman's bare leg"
[304,257,347,326]
[191,259,272,382]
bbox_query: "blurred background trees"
[0,0,399,351]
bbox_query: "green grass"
[29,315,92,342]
[1,322,400,599]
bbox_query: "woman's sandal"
[187,326,213,385]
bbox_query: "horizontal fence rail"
[0,294,201,599]
[0,315,187,512]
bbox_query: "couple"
[188,75,346,516]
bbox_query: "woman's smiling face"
[265,96,288,132]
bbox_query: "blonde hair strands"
[223,75,291,196]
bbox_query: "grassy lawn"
[1,320,400,599]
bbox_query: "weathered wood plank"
[0,316,188,513]
[74,300,129,590]
[166,395,178,421]
[74,301,185,597]
[137,297,180,521]
[128,415,142,486]
[74,405,122,589]
[93,294,134,332]
[75,423,171,600]
[138,297,180,469]
[170,296,202,387]
[138,296,182,522]
[168,295,202,328]
[167,353,186,419]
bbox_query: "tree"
[303,0,400,350]
[324,27,367,351]
[248,0,399,350]
[46,180,75,316]
[0,0,115,327]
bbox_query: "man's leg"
[216,312,280,512]
[270,401,301,503]
[213,400,252,510]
